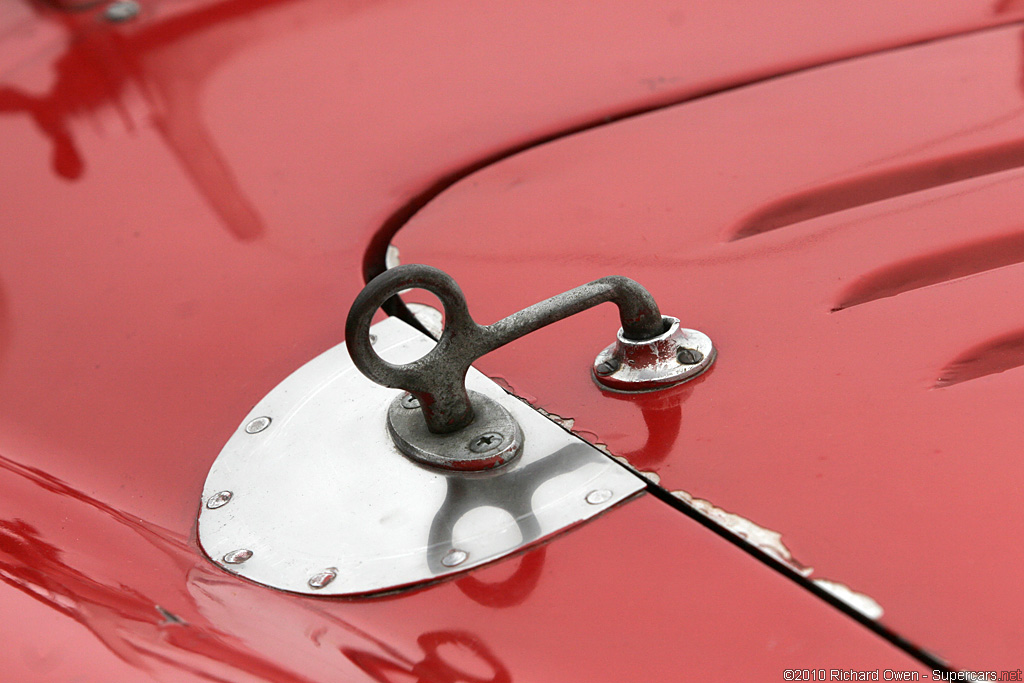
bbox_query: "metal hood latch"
[197,265,713,597]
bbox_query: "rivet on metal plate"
[441,549,469,567]
[245,416,271,434]
[206,491,233,509]
[586,489,614,505]
[222,549,253,565]
[308,568,338,589]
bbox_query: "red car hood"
[395,21,1024,672]
[2,0,1022,679]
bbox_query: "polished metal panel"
[197,316,646,596]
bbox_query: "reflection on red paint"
[0,83,84,179]
[0,0,347,240]
[455,548,545,609]
[0,280,8,370]
[2,447,524,681]
[344,630,512,683]
[590,378,706,471]
[935,327,1024,387]
[1019,26,1024,96]
[994,0,1024,15]
[490,372,685,471]
[0,453,322,682]
[0,517,324,682]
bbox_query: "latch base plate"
[387,390,524,471]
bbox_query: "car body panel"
[2,454,929,681]
[394,23,1024,671]
[2,0,1021,678]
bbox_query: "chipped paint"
[479,376,884,620]
[533,406,576,432]
[813,579,885,620]
[155,605,186,626]
[669,489,884,620]
[670,491,813,577]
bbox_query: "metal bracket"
[388,390,524,471]
[197,317,646,597]
[345,264,715,470]
[593,317,716,392]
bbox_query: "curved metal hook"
[345,264,666,434]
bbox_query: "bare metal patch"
[155,605,186,625]
[385,244,402,270]
[813,579,884,620]
[534,406,576,432]
[671,490,813,577]
[670,490,884,620]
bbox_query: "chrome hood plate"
[197,316,645,596]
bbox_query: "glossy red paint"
[1,452,927,681]
[3,0,1022,678]
[394,23,1024,671]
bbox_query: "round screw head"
[676,347,704,365]
[245,416,271,434]
[469,432,503,453]
[222,549,253,564]
[104,0,140,22]
[595,358,621,376]
[586,489,613,505]
[400,393,420,409]
[308,568,338,589]
[441,549,468,567]
[206,491,233,509]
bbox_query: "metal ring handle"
[345,264,483,433]
[346,264,667,434]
